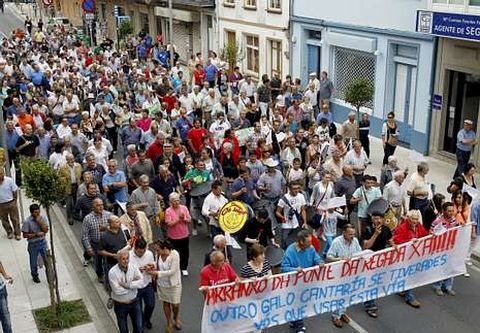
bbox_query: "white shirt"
[202,192,228,226]
[0,176,17,203]
[278,192,306,229]
[304,89,318,107]
[178,95,194,114]
[241,81,256,97]
[56,124,72,139]
[108,263,144,303]
[383,180,405,206]
[129,250,155,289]
[344,149,369,175]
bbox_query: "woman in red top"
[392,209,428,309]
[193,64,206,87]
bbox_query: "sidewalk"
[1,191,98,333]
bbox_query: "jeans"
[113,299,144,333]
[404,289,416,302]
[455,149,471,178]
[209,225,222,239]
[27,240,48,279]
[433,278,454,291]
[322,235,334,257]
[0,287,12,333]
[137,284,155,326]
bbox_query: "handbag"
[306,184,330,229]
[281,195,304,226]
[386,125,398,146]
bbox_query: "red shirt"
[137,118,152,132]
[194,69,206,86]
[392,219,428,245]
[162,95,177,113]
[200,263,237,287]
[146,141,163,162]
[188,127,208,153]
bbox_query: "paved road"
[2,7,480,332]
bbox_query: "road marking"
[349,317,369,333]
[469,264,480,274]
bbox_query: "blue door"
[307,45,320,83]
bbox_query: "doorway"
[443,71,480,153]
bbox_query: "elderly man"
[200,251,237,292]
[281,229,321,333]
[21,204,49,283]
[383,170,407,221]
[341,112,358,146]
[202,180,228,238]
[83,153,106,190]
[103,159,128,210]
[350,175,382,237]
[129,151,155,189]
[344,140,369,187]
[119,201,153,245]
[108,249,144,333]
[380,156,400,190]
[0,168,20,240]
[204,234,233,266]
[334,165,357,219]
[327,224,362,328]
[392,210,428,308]
[59,154,82,225]
[454,119,477,178]
[121,118,142,157]
[257,158,286,228]
[76,182,107,221]
[130,175,159,227]
[82,198,112,283]
[68,123,88,161]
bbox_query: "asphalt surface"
[3,5,480,332]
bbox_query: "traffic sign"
[82,0,95,13]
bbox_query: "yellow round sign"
[218,201,250,234]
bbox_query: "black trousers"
[383,143,396,166]
[169,237,190,270]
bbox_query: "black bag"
[329,122,337,138]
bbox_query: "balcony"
[143,0,215,7]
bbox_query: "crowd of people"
[0,17,479,333]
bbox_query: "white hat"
[309,72,317,76]
[263,158,279,168]
[464,119,473,125]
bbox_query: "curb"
[51,204,118,331]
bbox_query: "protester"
[0,168,20,240]
[0,260,13,333]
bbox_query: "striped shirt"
[327,235,362,260]
[82,210,112,252]
[240,260,272,279]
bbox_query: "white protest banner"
[317,196,346,210]
[201,226,470,333]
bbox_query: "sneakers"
[406,299,421,308]
[106,298,114,309]
[464,272,471,278]
[197,220,202,226]
[445,289,456,296]
[33,276,41,283]
[434,288,444,296]
[465,258,473,266]
[181,270,189,277]
[192,229,198,236]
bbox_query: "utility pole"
[168,0,174,68]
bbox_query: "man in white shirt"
[276,182,307,249]
[108,249,144,333]
[129,239,156,330]
[344,140,369,187]
[202,181,228,238]
[383,170,407,221]
[209,112,230,149]
[228,95,243,123]
[0,167,20,240]
[56,117,72,139]
[178,90,194,116]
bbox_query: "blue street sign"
[417,10,480,42]
[82,0,95,14]
[432,94,442,109]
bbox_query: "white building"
[420,0,480,165]
[291,0,436,154]
[218,0,290,79]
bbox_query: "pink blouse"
[165,205,191,240]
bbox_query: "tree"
[119,19,133,41]
[344,77,374,116]
[220,40,244,75]
[21,158,68,314]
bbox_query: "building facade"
[218,0,290,80]
[291,0,435,154]
[419,0,480,165]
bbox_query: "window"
[245,34,259,74]
[333,47,376,109]
[270,40,282,78]
[224,0,235,7]
[268,0,281,11]
[471,0,480,5]
[245,0,257,8]
[433,0,465,3]
[225,30,236,45]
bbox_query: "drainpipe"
[426,36,438,156]
[288,0,293,76]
